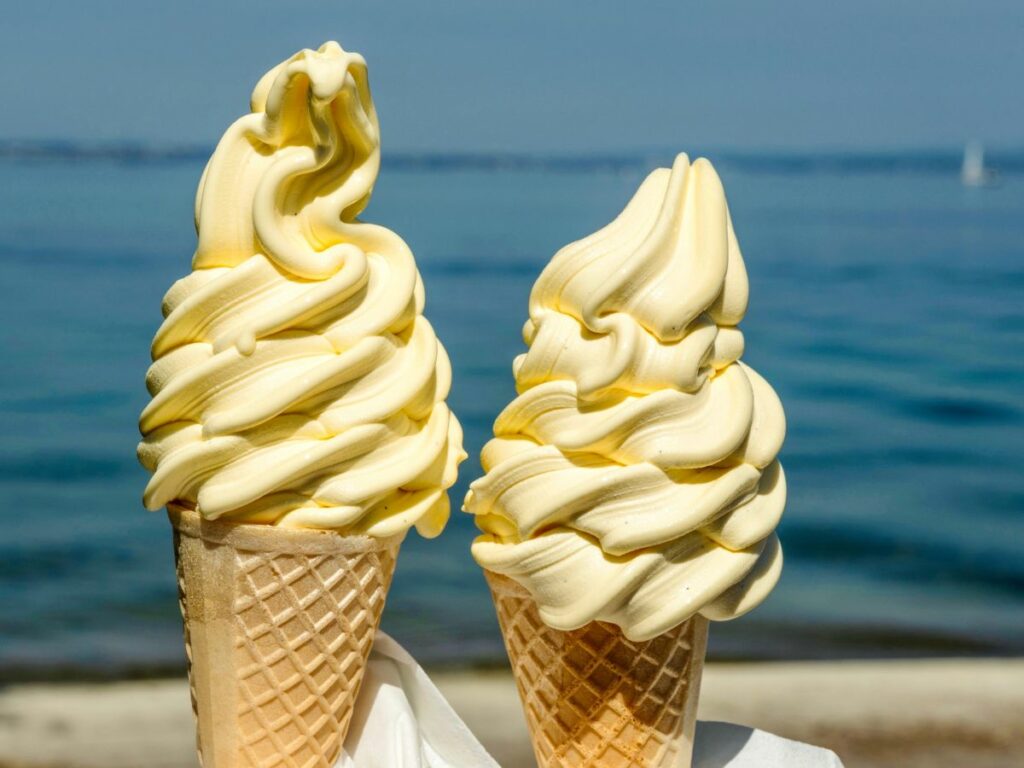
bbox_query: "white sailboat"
[961,140,996,186]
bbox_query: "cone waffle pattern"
[487,572,708,768]
[171,508,401,768]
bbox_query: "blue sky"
[2,1,1021,152]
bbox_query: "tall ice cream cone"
[171,507,401,766]
[466,155,787,767]
[486,572,707,768]
[137,42,464,765]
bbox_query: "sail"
[962,140,988,186]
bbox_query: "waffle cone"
[485,571,708,768]
[169,507,402,768]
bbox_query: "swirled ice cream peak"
[466,154,785,640]
[138,42,465,537]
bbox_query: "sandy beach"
[1,658,1021,768]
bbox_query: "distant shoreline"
[3,659,1023,768]
[3,629,1019,685]
[3,140,1024,174]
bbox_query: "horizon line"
[3,139,1024,174]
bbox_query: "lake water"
[1,152,1022,678]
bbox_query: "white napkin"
[339,632,843,768]
[693,721,844,767]
[337,632,499,768]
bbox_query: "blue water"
[1,152,1022,678]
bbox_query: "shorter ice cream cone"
[169,507,402,768]
[485,571,708,768]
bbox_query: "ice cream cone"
[169,506,402,768]
[485,571,708,768]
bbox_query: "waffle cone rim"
[484,569,710,639]
[167,504,405,555]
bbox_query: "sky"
[2,1,1022,153]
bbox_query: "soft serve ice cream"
[138,42,464,538]
[465,154,785,641]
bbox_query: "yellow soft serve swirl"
[465,155,785,640]
[138,42,465,537]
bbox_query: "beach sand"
[1,659,1021,768]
